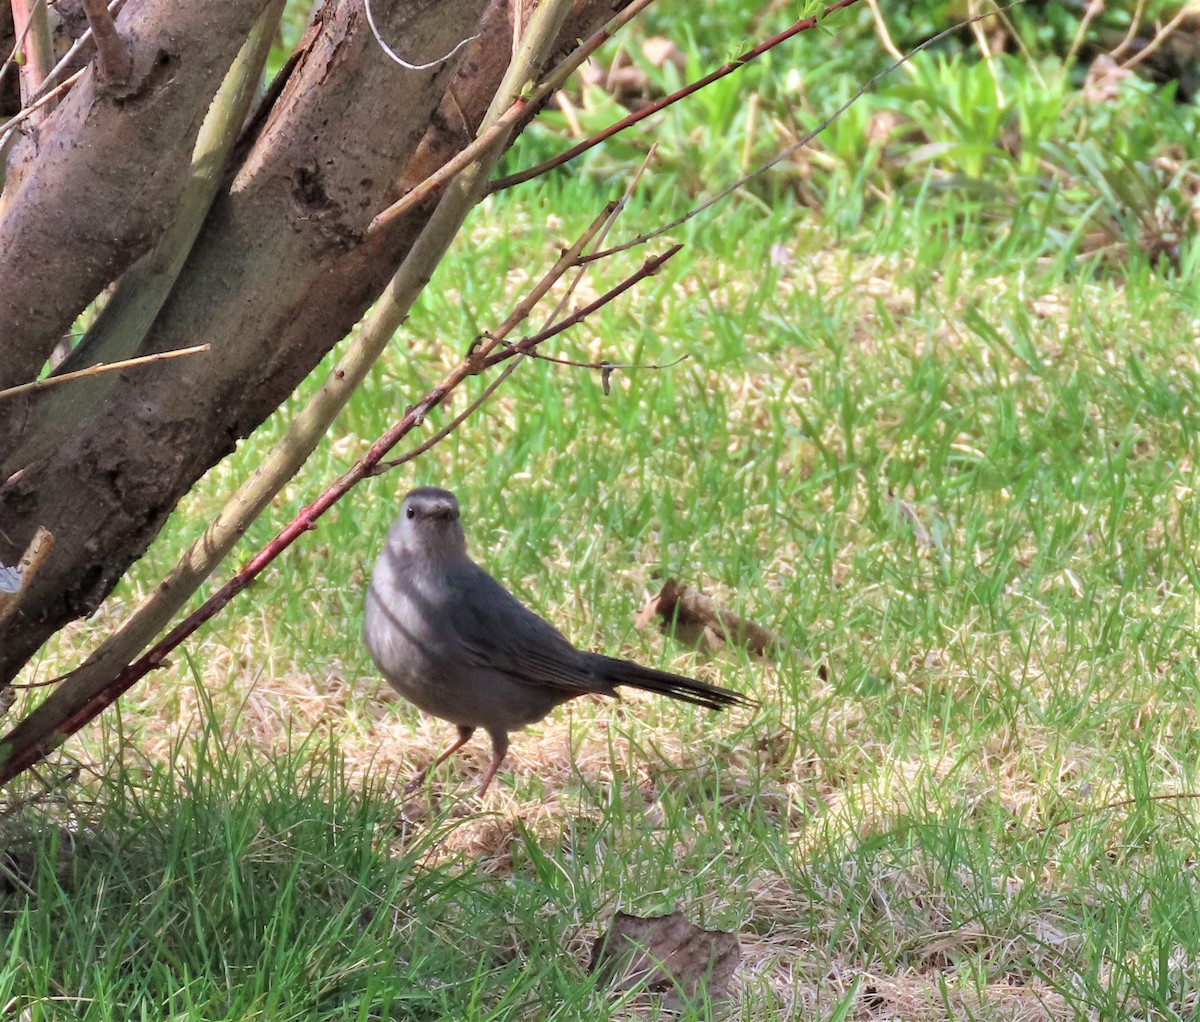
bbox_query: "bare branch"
[369,0,659,234]
[488,0,864,193]
[0,345,211,402]
[584,2,1028,262]
[81,0,131,84]
[0,231,680,784]
[479,244,682,370]
[10,0,54,117]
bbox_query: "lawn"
[5,1,1200,1019]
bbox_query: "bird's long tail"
[592,655,754,711]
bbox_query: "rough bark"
[0,0,275,392]
[0,0,625,686]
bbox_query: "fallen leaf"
[590,909,740,1011]
[1082,54,1132,105]
[634,578,780,657]
[641,36,685,74]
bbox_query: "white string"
[363,0,477,71]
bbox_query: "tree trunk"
[0,0,625,687]
[0,0,278,393]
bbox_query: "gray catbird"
[364,487,753,793]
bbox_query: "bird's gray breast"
[364,545,576,731]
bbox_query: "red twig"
[369,0,659,234]
[479,243,682,369]
[488,0,863,193]
[579,2,1028,262]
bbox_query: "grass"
[6,1,1200,1019]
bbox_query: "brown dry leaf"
[1082,54,1133,105]
[641,36,685,74]
[589,909,741,1011]
[634,578,780,657]
[865,109,904,147]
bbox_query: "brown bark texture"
[0,0,626,687]
[0,0,277,392]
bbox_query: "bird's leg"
[405,725,475,793]
[476,730,511,795]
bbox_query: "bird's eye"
[406,507,415,519]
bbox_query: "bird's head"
[389,487,468,559]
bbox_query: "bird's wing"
[446,564,609,697]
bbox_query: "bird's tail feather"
[594,655,754,711]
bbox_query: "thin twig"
[1041,791,1200,834]
[479,244,683,370]
[580,2,1028,264]
[864,0,915,76]
[0,345,210,402]
[370,361,521,476]
[1119,3,1195,71]
[368,0,660,233]
[1111,0,1148,61]
[473,203,617,356]
[373,160,668,477]
[0,68,85,144]
[503,143,666,396]
[544,142,658,332]
[372,202,663,475]
[508,350,688,373]
[7,673,66,690]
[488,0,864,194]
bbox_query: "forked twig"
[488,0,864,193]
[368,0,660,233]
[580,2,1028,263]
